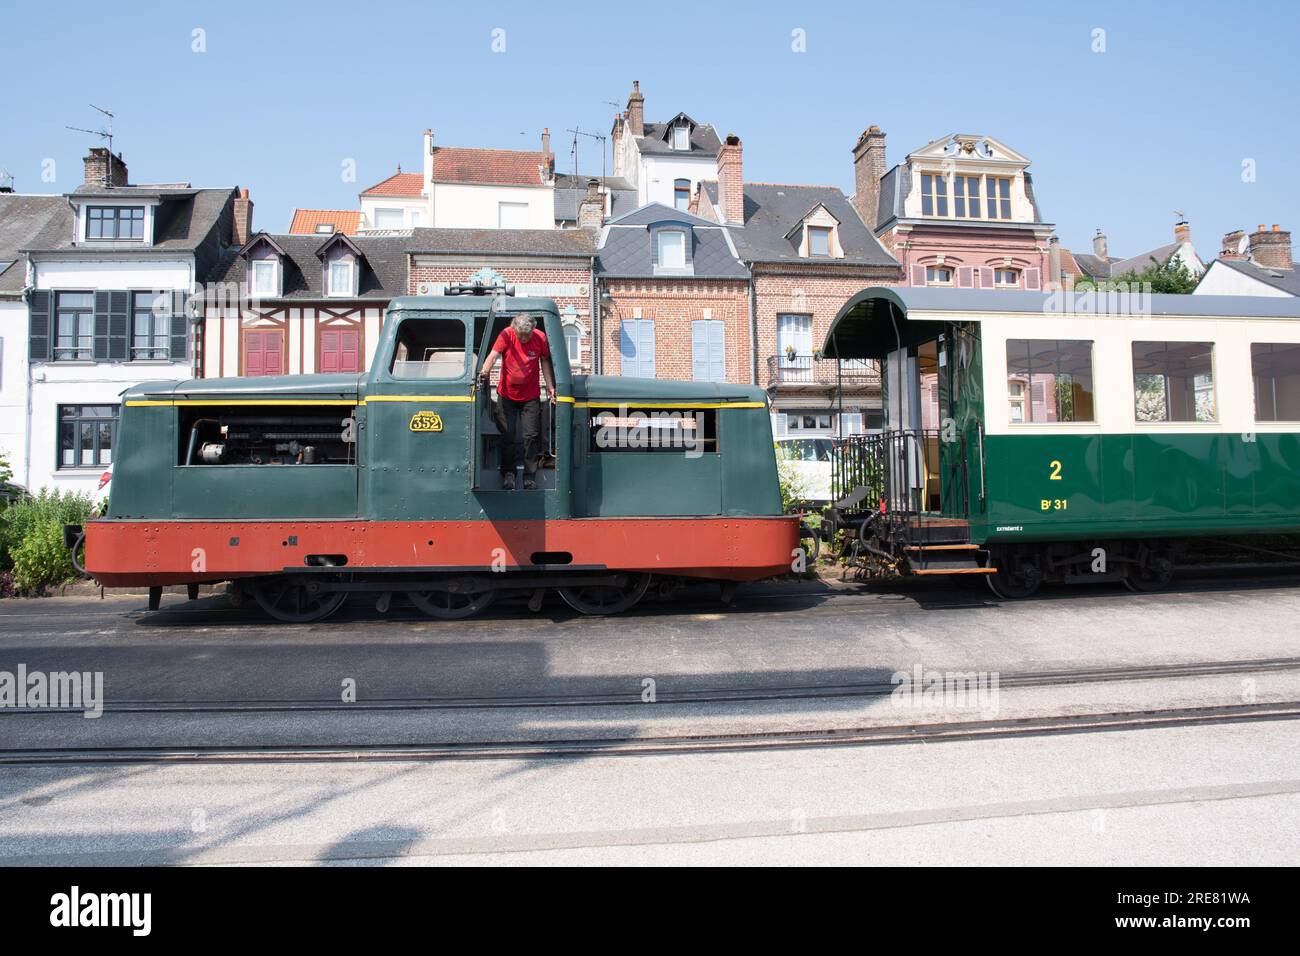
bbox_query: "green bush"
[0,489,94,592]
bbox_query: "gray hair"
[511,313,536,333]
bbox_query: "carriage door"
[939,323,984,519]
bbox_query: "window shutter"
[957,267,973,288]
[320,331,339,373]
[170,290,189,361]
[1025,268,1041,290]
[639,321,655,378]
[709,321,725,382]
[691,321,708,381]
[910,264,926,286]
[979,267,994,288]
[93,291,111,361]
[650,232,660,268]
[340,330,360,373]
[108,291,129,361]
[619,321,637,374]
[28,290,52,361]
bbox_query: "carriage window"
[390,318,468,379]
[1005,339,1094,423]
[1132,341,1215,423]
[1251,343,1300,421]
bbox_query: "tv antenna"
[566,125,608,186]
[66,104,116,185]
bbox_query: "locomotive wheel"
[985,557,1042,600]
[1124,555,1175,593]
[407,587,497,620]
[558,573,652,616]
[252,576,347,623]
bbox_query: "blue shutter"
[638,320,655,378]
[93,291,111,361]
[108,290,129,361]
[28,290,52,361]
[170,290,189,361]
[691,321,708,381]
[708,320,725,382]
[619,321,638,375]
[692,320,725,382]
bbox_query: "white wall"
[359,196,427,230]
[0,300,29,486]
[36,258,192,289]
[431,182,553,229]
[637,154,716,208]
[1194,261,1289,297]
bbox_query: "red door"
[244,330,284,376]
[320,329,361,373]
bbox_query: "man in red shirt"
[479,313,556,490]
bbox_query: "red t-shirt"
[492,327,549,402]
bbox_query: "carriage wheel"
[1124,554,1175,592]
[985,556,1042,600]
[251,576,347,623]
[558,573,652,616]
[408,587,497,620]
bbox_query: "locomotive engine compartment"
[179,405,357,466]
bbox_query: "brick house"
[406,227,599,373]
[595,203,750,383]
[695,137,902,437]
[854,128,1053,292]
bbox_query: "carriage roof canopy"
[821,287,1300,361]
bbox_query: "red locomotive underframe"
[85,517,802,587]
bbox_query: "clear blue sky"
[2,0,1296,258]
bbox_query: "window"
[390,318,467,379]
[691,320,726,382]
[674,179,691,211]
[563,324,581,363]
[808,226,832,257]
[926,266,953,286]
[619,319,655,378]
[777,314,812,366]
[1005,339,1094,423]
[55,292,94,361]
[672,124,690,151]
[132,292,171,360]
[1251,343,1300,421]
[657,230,686,269]
[87,206,144,240]
[994,268,1020,288]
[498,202,528,229]
[314,223,334,234]
[250,260,278,296]
[319,329,361,374]
[1132,341,1216,423]
[328,260,354,297]
[986,177,1012,220]
[373,207,404,229]
[58,405,117,469]
[952,175,981,218]
[920,173,949,217]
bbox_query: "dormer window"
[87,206,144,240]
[328,259,356,297]
[250,259,279,296]
[672,124,690,151]
[986,177,1012,219]
[657,230,686,269]
[808,226,832,257]
[314,223,334,234]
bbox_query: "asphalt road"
[1,577,1298,864]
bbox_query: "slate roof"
[636,120,722,156]
[289,209,363,235]
[596,202,747,279]
[553,174,637,223]
[703,182,897,268]
[211,233,409,300]
[405,228,597,257]
[360,171,424,197]
[1209,257,1300,296]
[1075,241,1201,279]
[0,194,68,294]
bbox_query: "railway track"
[1,700,1297,766]
[6,655,1299,716]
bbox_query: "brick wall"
[601,278,750,382]
[409,260,595,373]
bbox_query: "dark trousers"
[500,396,542,478]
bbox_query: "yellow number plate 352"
[409,411,444,433]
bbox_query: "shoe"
[501,472,516,491]
[523,475,537,490]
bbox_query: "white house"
[359,130,556,231]
[16,148,241,496]
[611,81,722,210]
[1195,225,1297,297]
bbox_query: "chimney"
[1048,236,1062,289]
[83,147,128,188]
[1220,229,1246,260]
[1249,224,1293,269]
[1093,229,1108,260]
[1174,220,1191,245]
[717,134,744,225]
[626,81,644,137]
[578,178,604,230]
[541,127,551,157]
[232,188,253,247]
[423,129,435,186]
[851,125,887,230]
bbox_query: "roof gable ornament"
[468,266,508,287]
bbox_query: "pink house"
[851,128,1054,291]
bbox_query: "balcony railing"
[766,354,880,388]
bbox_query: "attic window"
[657,230,686,269]
[328,260,355,297]
[672,124,690,151]
[250,259,279,296]
[87,206,144,240]
[808,226,832,257]
[315,224,334,234]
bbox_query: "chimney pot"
[1249,224,1292,269]
[626,80,645,137]
[1093,229,1108,260]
